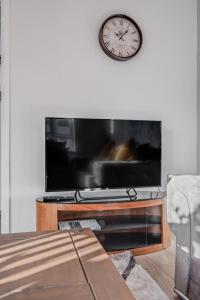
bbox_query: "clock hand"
[114,32,124,41]
[119,30,128,40]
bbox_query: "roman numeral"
[119,51,122,57]
[105,26,110,31]
[120,19,123,26]
[133,39,139,43]
[131,46,136,51]
[103,34,108,38]
[112,19,116,26]
[105,41,110,47]
[111,48,115,53]
[131,31,137,34]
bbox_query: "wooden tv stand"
[36,195,170,256]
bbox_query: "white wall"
[9,0,197,232]
[198,0,200,173]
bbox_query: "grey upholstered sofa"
[167,175,200,299]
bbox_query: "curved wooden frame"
[99,14,143,61]
[36,198,170,256]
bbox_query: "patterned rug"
[110,251,169,300]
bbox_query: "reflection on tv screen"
[45,118,161,191]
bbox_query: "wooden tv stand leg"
[36,202,58,231]
[161,200,171,248]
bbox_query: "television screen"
[45,118,161,191]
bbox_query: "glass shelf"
[57,202,163,253]
[97,232,161,251]
[93,215,161,233]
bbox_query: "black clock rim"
[99,14,143,61]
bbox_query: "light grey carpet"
[110,251,169,300]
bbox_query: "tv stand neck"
[126,187,137,201]
[74,188,137,203]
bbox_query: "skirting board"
[174,288,189,300]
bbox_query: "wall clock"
[99,14,142,61]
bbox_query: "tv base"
[74,187,137,203]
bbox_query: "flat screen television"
[45,118,161,191]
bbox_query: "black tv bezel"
[45,117,162,192]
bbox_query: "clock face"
[99,14,142,61]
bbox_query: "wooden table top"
[0,229,135,300]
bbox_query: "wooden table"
[0,229,135,300]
